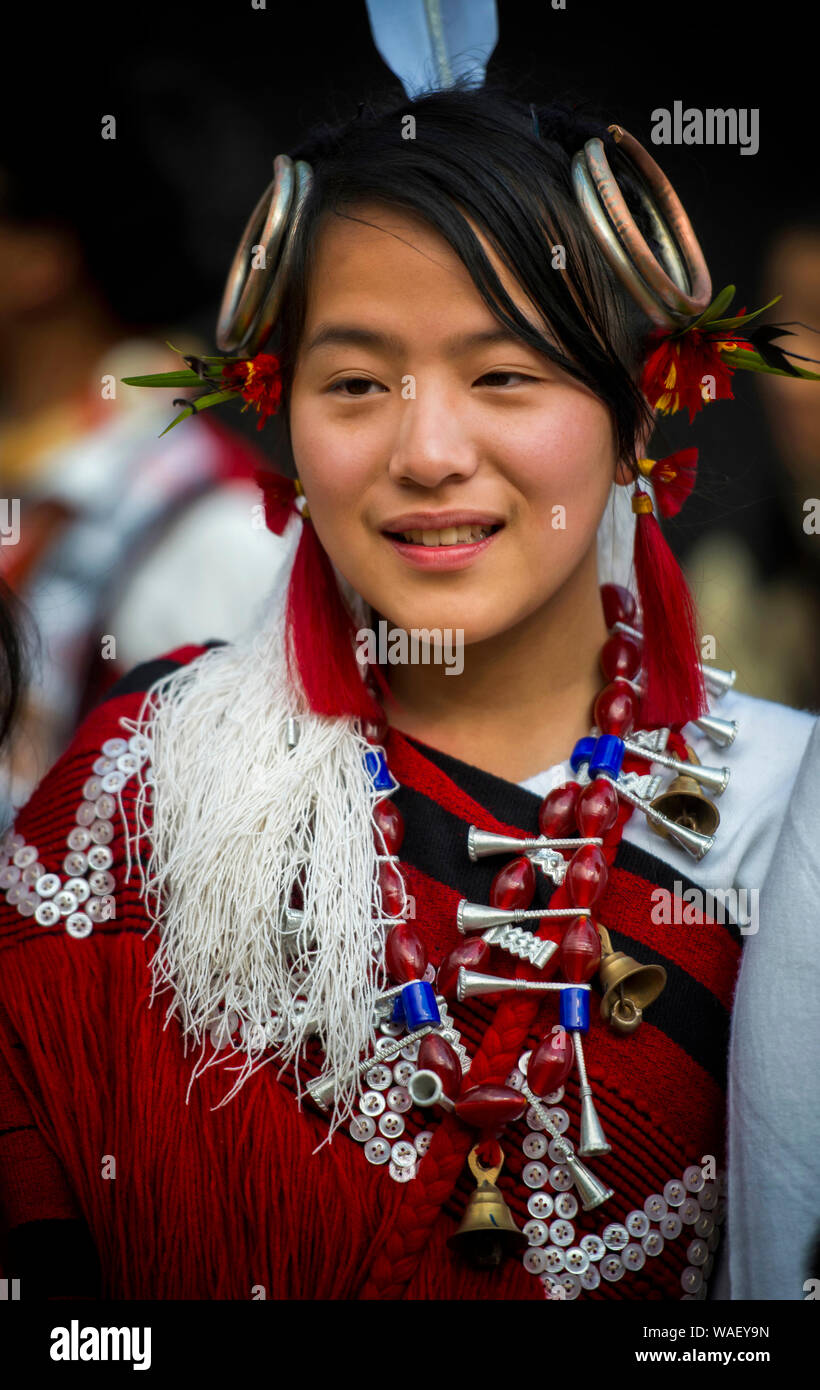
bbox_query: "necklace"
[304,582,734,1289]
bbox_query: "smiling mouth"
[385,524,503,546]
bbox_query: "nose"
[387,383,480,489]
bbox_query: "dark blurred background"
[1,0,818,773]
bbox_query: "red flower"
[641,330,746,423]
[221,352,283,430]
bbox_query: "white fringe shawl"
[117,518,405,1143]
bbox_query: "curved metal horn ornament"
[571,125,712,328]
[216,155,314,356]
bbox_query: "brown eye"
[331,377,386,396]
[475,371,536,387]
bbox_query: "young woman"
[0,86,818,1302]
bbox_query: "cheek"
[499,398,618,533]
[288,391,369,516]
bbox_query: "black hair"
[0,580,32,765]
[269,83,662,471]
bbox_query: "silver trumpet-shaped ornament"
[468,826,602,861]
[456,969,589,1003]
[306,1021,435,1111]
[407,1068,456,1112]
[600,773,715,860]
[693,713,739,747]
[571,1030,611,1157]
[467,828,603,887]
[457,901,588,934]
[701,663,737,698]
[621,738,729,795]
[519,1080,613,1211]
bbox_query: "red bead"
[566,844,609,909]
[378,860,406,917]
[527,1028,575,1095]
[373,798,404,854]
[601,582,637,630]
[437,939,491,1000]
[418,1034,463,1100]
[560,915,602,983]
[384,921,427,983]
[600,634,641,682]
[593,681,636,737]
[538,783,580,838]
[577,778,619,838]
[490,855,535,911]
[454,1083,528,1130]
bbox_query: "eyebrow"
[304,323,530,357]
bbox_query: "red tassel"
[631,487,707,729]
[637,449,698,518]
[285,521,386,723]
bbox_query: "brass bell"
[597,925,667,1035]
[447,1146,528,1268]
[648,745,720,839]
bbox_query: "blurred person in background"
[0,72,287,831]
[684,224,820,711]
[0,579,29,755]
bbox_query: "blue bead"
[589,734,625,779]
[400,981,440,1030]
[560,986,590,1032]
[570,736,596,773]
[364,749,392,791]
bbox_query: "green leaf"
[157,387,238,437]
[688,284,736,330]
[706,295,782,333]
[121,371,206,388]
[158,407,194,436]
[722,348,820,380]
[186,387,237,409]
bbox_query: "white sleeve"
[106,483,293,668]
[725,714,820,1299]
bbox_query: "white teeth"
[400,525,494,546]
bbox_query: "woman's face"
[288,204,629,643]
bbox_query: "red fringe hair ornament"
[630,484,707,730]
[253,467,386,726]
